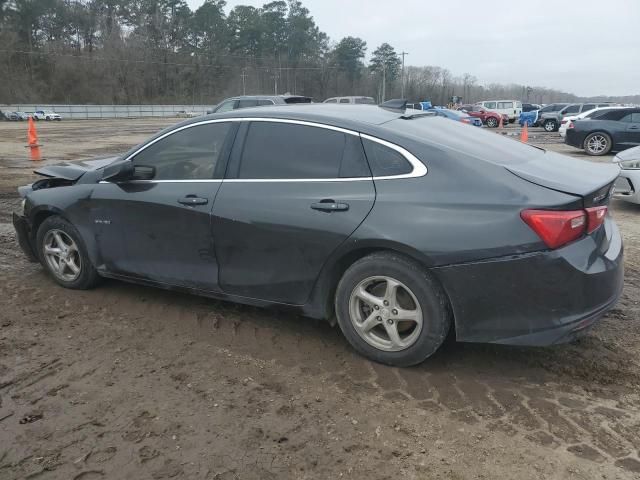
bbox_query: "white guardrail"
[0,104,210,119]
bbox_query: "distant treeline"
[0,0,636,105]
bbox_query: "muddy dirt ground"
[0,119,639,480]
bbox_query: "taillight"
[568,121,575,129]
[521,207,608,249]
[561,120,567,125]
[586,206,607,233]
[461,118,471,124]
[521,209,586,249]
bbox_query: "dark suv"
[540,103,616,132]
[207,95,312,114]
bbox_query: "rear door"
[93,121,237,290]
[211,120,375,304]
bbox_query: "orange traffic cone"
[27,116,41,161]
[520,122,529,143]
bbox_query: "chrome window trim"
[115,117,427,184]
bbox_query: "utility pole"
[240,69,248,96]
[274,71,279,95]
[400,51,408,99]
[382,66,386,103]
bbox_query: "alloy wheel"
[586,134,608,155]
[348,276,423,352]
[544,120,556,132]
[487,117,498,128]
[43,229,82,282]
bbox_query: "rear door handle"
[178,195,208,206]
[311,200,349,212]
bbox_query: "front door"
[212,120,376,304]
[92,121,236,290]
[623,112,640,148]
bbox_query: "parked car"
[33,110,62,121]
[13,104,623,366]
[4,111,30,121]
[519,103,568,127]
[176,110,200,118]
[460,105,509,128]
[521,103,541,113]
[427,108,483,127]
[540,103,615,132]
[613,146,640,204]
[474,100,522,123]
[324,96,376,105]
[559,107,624,138]
[207,95,312,114]
[565,107,640,156]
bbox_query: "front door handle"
[311,200,349,212]
[178,195,208,206]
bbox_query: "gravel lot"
[1,118,639,479]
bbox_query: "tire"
[335,252,451,367]
[45,116,50,121]
[486,117,498,128]
[543,119,557,132]
[36,216,101,290]
[583,132,613,156]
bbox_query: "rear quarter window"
[362,139,412,177]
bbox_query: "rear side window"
[324,98,338,103]
[355,97,375,104]
[237,99,258,109]
[257,99,274,106]
[238,122,369,179]
[598,110,632,121]
[362,138,412,177]
[583,104,596,111]
[497,102,513,109]
[339,98,351,104]
[132,123,232,180]
[631,113,640,122]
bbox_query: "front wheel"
[543,119,557,132]
[36,216,101,289]
[486,117,498,128]
[584,132,612,156]
[335,252,451,366]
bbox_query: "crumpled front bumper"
[12,212,39,262]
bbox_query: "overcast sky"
[185,0,640,97]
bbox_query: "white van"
[475,100,522,123]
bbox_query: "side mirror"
[102,160,133,181]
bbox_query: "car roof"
[227,94,310,100]
[190,104,401,127]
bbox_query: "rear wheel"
[486,117,498,128]
[584,132,612,156]
[335,252,451,366]
[543,119,557,132]
[36,216,100,289]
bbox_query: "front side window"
[631,113,640,123]
[563,105,580,114]
[362,138,412,177]
[583,104,596,111]
[257,99,275,106]
[132,123,231,180]
[324,98,338,103]
[238,122,369,179]
[355,97,375,104]
[339,98,351,104]
[484,102,496,109]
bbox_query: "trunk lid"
[506,151,619,205]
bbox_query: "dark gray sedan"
[13,104,623,366]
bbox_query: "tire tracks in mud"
[1,232,640,477]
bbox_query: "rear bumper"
[564,130,586,149]
[434,217,624,346]
[12,212,39,262]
